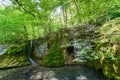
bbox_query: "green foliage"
[90,18,120,61]
[0,7,33,44]
[42,43,65,67]
[73,39,93,63]
[1,0,120,78]
[1,0,120,45]
[108,0,120,19]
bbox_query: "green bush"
[42,43,65,67]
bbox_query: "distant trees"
[0,0,120,44]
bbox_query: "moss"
[0,53,29,69]
[41,43,65,67]
[0,43,30,68]
[88,18,120,80]
[89,57,120,79]
[88,59,120,79]
[7,44,23,55]
[102,60,116,78]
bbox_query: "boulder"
[0,44,9,55]
[88,18,120,80]
[0,44,29,68]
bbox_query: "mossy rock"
[89,18,120,80]
[0,44,29,68]
[41,43,65,67]
[88,59,120,80]
[6,44,24,55]
[0,53,29,68]
[98,17,120,43]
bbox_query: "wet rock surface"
[0,65,109,80]
[0,44,9,55]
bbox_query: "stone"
[0,44,29,68]
[34,72,43,80]
[76,75,87,80]
[34,42,48,58]
[0,44,9,55]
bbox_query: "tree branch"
[15,0,36,17]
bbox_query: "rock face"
[59,24,96,65]
[0,44,29,68]
[35,24,97,66]
[0,44,9,55]
[31,38,48,65]
[88,18,120,80]
[34,42,47,58]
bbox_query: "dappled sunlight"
[0,0,120,80]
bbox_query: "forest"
[0,0,120,80]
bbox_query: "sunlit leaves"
[1,0,120,44]
[0,7,34,44]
